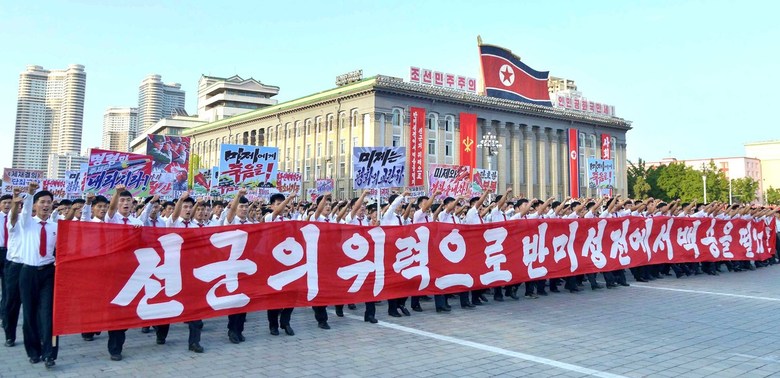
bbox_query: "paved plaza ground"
[3,265,780,377]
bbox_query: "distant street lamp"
[477,132,501,171]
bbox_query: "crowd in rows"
[1,183,778,368]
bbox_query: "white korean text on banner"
[146,134,190,196]
[428,164,471,198]
[471,169,498,195]
[2,168,44,195]
[352,147,406,189]
[409,107,425,186]
[277,171,303,197]
[218,144,278,192]
[587,158,615,190]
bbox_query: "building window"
[427,113,438,130]
[353,137,358,147]
[328,141,333,156]
[579,133,586,186]
[306,120,312,135]
[316,116,322,133]
[340,112,347,129]
[428,139,436,155]
[305,166,311,181]
[327,114,334,132]
[306,144,311,159]
[340,162,346,177]
[296,146,301,161]
[445,141,453,157]
[317,143,322,157]
[392,108,403,148]
[351,110,358,128]
[444,115,454,132]
[286,147,291,161]
[340,139,345,154]
[392,136,401,147]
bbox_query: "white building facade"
[197,75,279,123]
[12,64,86,173]
[102,107,138,152]
[138,74,186,133]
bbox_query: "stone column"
[510,124,522,192]
[496,121,508,193]
[524,125,536,198]
[549,129,559,199]
[537,128,549,199]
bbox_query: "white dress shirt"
[8,194,56,266]
[0,211,8,249]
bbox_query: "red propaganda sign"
[601,134,612,160]
[459,113,477,173]
[409,107,426,186]
[54,217,776,335]
[568,128,579,198]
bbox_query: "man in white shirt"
[462,191,491,306]
[155,192,205,354]
[138,196,165,228]
[2,192,21,348]
[311,194,336,329]
[101,186,145,361]
[9,183,58,368]
[345,190,371,226]
[0,194,11,325]
[262,191,298,337]
[380,191,413,318]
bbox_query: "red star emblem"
[500,67,513,84]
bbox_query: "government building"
[184,74,632,199]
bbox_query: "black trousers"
[335,302,376,318]
[0,248,6,320]
[19,264,58,360]
[434,294,449,309]
[107,330,127,355]
[2,260,22,342]
[387,297,408,313]
[267,308,293,329]
[227,313,246,335]
[155,321,202,346]
[313,306,328,323]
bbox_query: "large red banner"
[568,128,580,198]
[409,107,426,186]
[54,217,776,335]
[459,113,477,172]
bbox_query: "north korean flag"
[480,44,552,106]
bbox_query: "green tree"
[633,176,651,199]
[730,177,759,204]
[766,186,780,205]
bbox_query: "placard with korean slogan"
[86,149,152,197]
[352,147,406,189]
[218,144,279,194]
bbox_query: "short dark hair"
[59,199,73,207]
[162,201,175,209]
[269,193,285,204]
[416,196,429,207]
[0,194,12,202]
[72,198,86,205]
[181,197,196,205]
[93,195,110,205]
[33,191,53,203]
[143,196,158,205]
[469,196,480,206]
[388,194,399,204]
[515,199,529,208]
[238,197,250,204]
[118,190,133,198]
[442,197,456,206]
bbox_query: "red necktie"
[39,221,47,257]
[183,220,190,228]
[396,216,402,225]
[478,214,483,224]
[502,214,507,221]
[240,220,246,224]
[451,215,455,224]
[152,219,157,228]
[424,216,429,222]
[123,217,129,225]
[325,218,330,223]
[199,223,204,228]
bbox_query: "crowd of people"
[1,182,778,368]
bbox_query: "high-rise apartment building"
[197,75,279,122]
[12,64,86,172]
[138,74,186,133]
[102,107,139,152]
